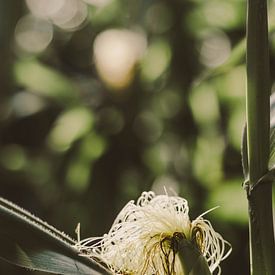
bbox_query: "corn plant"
[1,0,275,274]
[241,0,275,274]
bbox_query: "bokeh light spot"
[48,107,94,152]
[15,14,53,54]
[51,0,88,31]
[141,39,171,82]
[94,29,147,90]
[66,160,91,192]
[189,83,219,128]
[199,30,231,68]
[80,133,107,161]
[203,1,239,29]
[193,135,224,188]
[26,0,65,18]
[0,145,27,171]
[11,91,46,117]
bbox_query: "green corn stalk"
[245,0,275,274]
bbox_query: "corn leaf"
[242,94,275,180]
[269,93,275,169]
[0,197,108,274]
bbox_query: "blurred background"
[2,0,275,274]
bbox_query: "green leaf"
[0,197,109,274]
[243,94,275,177]
[269,93,275,169]
[241,125,248,181]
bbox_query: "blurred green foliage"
[3,0,275,274]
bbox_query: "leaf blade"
[0,197,108,275]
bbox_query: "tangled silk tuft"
[75,191,231,274]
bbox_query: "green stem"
[175,235,211,275]
[246,0,275,274]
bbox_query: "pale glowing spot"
[48,107,94,152]
[50,0,88,31]
[15,14,53,54]
[26,0,65,18]
[200,30,231,68]
[94,29,147,90]
[26,0,88,31]
[11,91,46,117]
